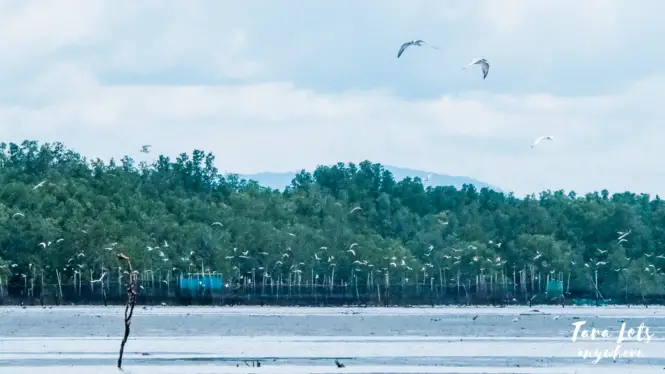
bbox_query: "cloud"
[0,1,664,197]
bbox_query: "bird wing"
[420,40,439,50]
[531,136,546,148]
[480,60,490,79]
[397,42,412,58]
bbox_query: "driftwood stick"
[117,252,138,370]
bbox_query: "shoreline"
[4,304,665,317]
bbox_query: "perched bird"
[462,58,490,79]
[531,135,554,148]
[397,40,439,58]
[140,145,151,153]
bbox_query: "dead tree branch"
[117,252,138,370]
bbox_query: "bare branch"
[117,252,137,370]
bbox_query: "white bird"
[597,249,608,254]
[91,273,107,283]
[12,212,24,218]
[347,249,356,256]
[462,58,490,79]
[32,180,47,190]
[397,40,439,58]
[56,238,64,243]
[140,145,151,153]
[553,315,560,320]
[163,240,169,247]
[349,243,358,250]
[287,233,296,237]
[314,253,321,261]
[618,238,628,244]
[512,317,520,322]
[349,207,362,214]
[596,261,608,266]
[211,222,223,227]
[38,242,47,248]
[531,135,554,148]
[423,174,432,182]
[618,230,631,240]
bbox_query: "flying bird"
[12,212,24,218]
[349,207,362,214]
[211,222,223,227]
[397,40,439,58]
[140,145,151,153]
[33,180,47,190]
[462,58,490,79]
[531,135,554,148]
[618,230,631,240]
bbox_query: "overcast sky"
[1,0,664,197]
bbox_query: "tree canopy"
[1,140,664,302]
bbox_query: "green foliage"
[0,140,664,300]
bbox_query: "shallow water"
[1,306,664,373]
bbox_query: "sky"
[1,0,665,197]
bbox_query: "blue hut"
[179,273,223,294]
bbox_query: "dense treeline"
[0,140,664,305]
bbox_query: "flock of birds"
[1,177,649,297]
[397,39,554,149]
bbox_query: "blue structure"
[179,273,223,294]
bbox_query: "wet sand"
[1,306,664,373]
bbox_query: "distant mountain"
[237,164,501,192]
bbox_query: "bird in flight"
[462,58,490,79]
[140,145,151,153]
[618,230,631,241]
[33,180,47,190]
[349,207,362,214]
[531,136,554,148]
[397,40,439,58]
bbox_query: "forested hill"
[1,140,664,297]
